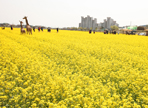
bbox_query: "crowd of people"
[2,26,59,33]
[88,29,119,35]
[37,27,44,32]
[104,30,120,35]
[4,26,121,35]
[36,27,59,33]
[89,30,95,34]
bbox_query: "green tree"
[110,25,119,30]
[78,27,82,30]
[71,27,78,30]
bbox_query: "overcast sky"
[0,0,148,28]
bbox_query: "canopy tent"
[127,26,137,30]
[120,29,132,34]
[121,29,132,31]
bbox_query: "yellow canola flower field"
[0,28,148,108]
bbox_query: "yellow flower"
[35,98,40,102]
[1,28,148,107]
[31,103,37,108]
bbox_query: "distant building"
[79,16,119,30]
[79,15,98,30]
[99,17,119,30]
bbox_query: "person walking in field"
[93,30,95,34]
[57,28,59,33]
[112,31,114,34]
[47,27,51,32]
[11,25,13,30]
[38,27,41,32]
[104,31,106,34]
[89,30,92,34]
[33,27,35,32]
[41,27,43,32]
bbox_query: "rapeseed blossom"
[0,28,148,107]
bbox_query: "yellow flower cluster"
[0,28,148,108]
